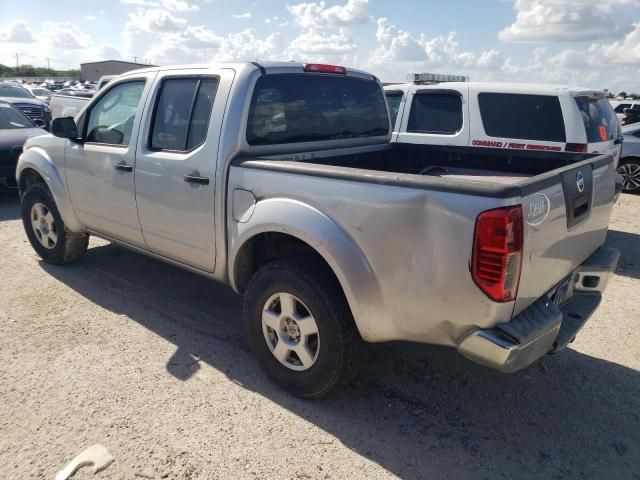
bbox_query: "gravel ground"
[0,191,639,480]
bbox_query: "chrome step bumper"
[457,246,620,373]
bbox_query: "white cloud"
[499,0,634,42]
[43,22,90,50]
[366,17,505,78]
[588,23,640,65]
[120,0,201,11]
[233,12,252,19]
[289,0,369,28]
[126,8,188,33]
[0,21,35,43]
[288,27,357,56]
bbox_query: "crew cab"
[385,79,623,165]
[17,62,619,398]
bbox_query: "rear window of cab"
[478,92,566,143]
[246,74,389,146]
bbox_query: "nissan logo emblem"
[576,171,585,193]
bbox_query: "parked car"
[618,123,640,192]
[610,100,640,122]
[50,77,114,120]
[0,82,51,129]
[622,105,640,126]
[0,101,46,189]
[24,86,53,104]
[16,62,619,398]
[385,80,623,165]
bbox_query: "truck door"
[65,73,156,247]
[134,69,234,272]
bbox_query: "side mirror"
[51,117,79,141]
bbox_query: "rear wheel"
[21,183,89,264]
[617,158,640,192]
[243,259,365,398]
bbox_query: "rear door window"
[478,92,566,142]
[246,74,389,145]
[385,91,403,129]
[407,91,462,134]
[150,76,219,151]
[574,96,620,143]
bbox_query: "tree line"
[0,63,80,78]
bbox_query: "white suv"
[386,82,622,165]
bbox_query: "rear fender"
[229,198,385,341]
[16,146,83,232]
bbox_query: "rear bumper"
[457,246,620,373]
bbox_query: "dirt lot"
[0,192,639,480]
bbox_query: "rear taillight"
[303,63,347,74]
[471,205,523,302]
[566,143,587,153]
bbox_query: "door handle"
[184,171,209,185]
[114,162,133,172]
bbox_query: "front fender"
[17,144,83,233]
[229,198,385,341]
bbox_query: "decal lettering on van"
[526,193,551,227]
[472,140,562,152]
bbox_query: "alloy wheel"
[30,202,58,249]
[261,292,320,371]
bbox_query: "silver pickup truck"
[16,62,620,398]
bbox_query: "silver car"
[619,124,640,192]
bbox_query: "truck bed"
[296,143,593,177]
[238,143,594,196]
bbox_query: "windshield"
[0,84,33,99]
[575,96,621,142]
[246,74,389,145]
[0,103,34,129]
[31,88,51,96]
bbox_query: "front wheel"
[617,158,640,193]
[243,260,365,398]
[21,183,89,264]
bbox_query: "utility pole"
[46,57,51,74]
[15,53,19,74]
[202,50,206,62]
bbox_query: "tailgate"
[513,154,616,315]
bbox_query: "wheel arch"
[17,147,83,232]
[229,198,385,341]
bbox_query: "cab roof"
[118,61,377,81]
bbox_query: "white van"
[385,81,623,165]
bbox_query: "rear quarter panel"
[227,165,515,345]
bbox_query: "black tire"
[21,183,89,264]
[617,158,640,193]
[243,259,365,398]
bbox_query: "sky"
[0,0,639,92]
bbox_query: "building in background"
[80,60,156,82]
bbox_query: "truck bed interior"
[296,143,594,185]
